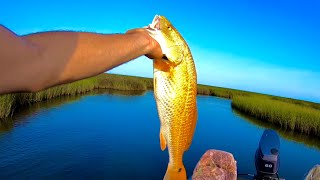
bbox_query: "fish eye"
[168,26,172,30]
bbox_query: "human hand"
[126,28,163,60]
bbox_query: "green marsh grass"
[232,95,320,137]
[0,76,99,119]
[0,94,83,133]
[0,94,16,118]
[97,73,152,91]
[0,73,152,119]
[233,108,320,150]
[1,72,320,139]
[197,84,251,98]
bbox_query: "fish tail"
[163,163,187,180]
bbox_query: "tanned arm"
[0,25,162,94]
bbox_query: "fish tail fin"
[164,163,187,180]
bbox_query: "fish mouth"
[146,15,169,61]
[147,15,161,31]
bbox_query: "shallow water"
[0,91,319,180]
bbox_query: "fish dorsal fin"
[160,130,167,151]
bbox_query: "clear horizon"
[2,0,320,103]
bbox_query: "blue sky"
[2,0,320,102]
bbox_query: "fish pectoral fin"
[160,131,167,151]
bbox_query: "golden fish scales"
[147,15,198,180]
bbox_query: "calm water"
[0,91,319,180]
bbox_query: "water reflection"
[96,89,146,96]
[0,92,318,179]
[0,95,82,133]
[0,89,147,133]
[232,108,320,150]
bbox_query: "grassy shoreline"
[1,73,319,138]
[0,76,99,119]
[232,96,320,137]
[233,108,320,150]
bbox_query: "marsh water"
[0,90,319,180]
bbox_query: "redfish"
[146,15,198,180]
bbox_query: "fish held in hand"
[146,15,198,180]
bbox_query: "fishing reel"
[239,129,285,180]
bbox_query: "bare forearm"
[22,31,150,91]
[0,28,151,93]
